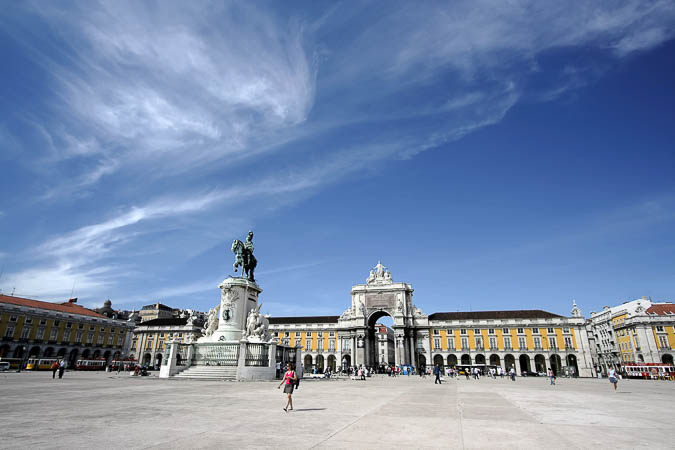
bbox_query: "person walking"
[58,359,66,379]
[608,367,618,391]
[548,369,556,385]
[278,363,297,412]
[51,360,59,379]
[509,367,516,381]
[433,364,442,384]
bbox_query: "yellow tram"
[25,358,60,370]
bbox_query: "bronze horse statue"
[232,239,256,282]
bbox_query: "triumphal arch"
[337,262,430,368]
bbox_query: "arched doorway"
[489,354,500,367]
[519,354,530,373]
[316,354,324,373]
[504,354,515,371]
[367,311,394,368]
[103,351,111,364]
[638,354,644,363]
[327,355,336,372]
[461,354,471,365]
[57,348,67,359]
[155,353,162,368]
[304,354,313,372]
[447,354,458,367]
[433,354,444,368]
[13,346,24,359]
[549,354,562,376]
[566,354,578,377]
[29,346,41,357]
[341,354,351,371]
[43,347,54,357]
[475,354,486,365]
[176,354,183,365]
[662,354,673,365]
[534,354,546,373]
[82,349,90,359]
[93,350,101,359]
[418,354,426,371]
[143,353,151,366]
[0,344,10,357]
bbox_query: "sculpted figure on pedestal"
[231,231,257,282]
[203,305,220,337]
[244,303,271,342]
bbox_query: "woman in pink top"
[278,363,297,412]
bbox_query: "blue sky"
[1,1,674,318]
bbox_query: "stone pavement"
[1,371,673,449]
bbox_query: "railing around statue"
[193,343,240,366]
[245,343,269,367]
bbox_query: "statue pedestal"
[199,277,262,343]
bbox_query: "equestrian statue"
[231,231,257,282]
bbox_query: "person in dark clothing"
[58,360,65,379]
[51,360,59,379]
[433,364,442,384]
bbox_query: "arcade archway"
[519,354,531,372]
[447,354,457,367]
[663,354,673,365]
[534,354,546,372]
[504,354,515,370]
[461,354,471,365]
[304,354,313,372]
[549,354,562,376]
[366,311,394,368]
[434,354,444,368]
[316,354,324,372]
[327,355,336,372]
[489,354,500,367]
[566,355,578,377]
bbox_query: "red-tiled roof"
[646,304,675,316]
[0,294,106,318]
[428,310,564,320]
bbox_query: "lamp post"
[17,345,26,372]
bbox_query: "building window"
[433,329,440,335]
[306,340,312,351]
[532,328,539,334]
[37,328,45,339]
[40,319,46,325]
[504,337,512,349]
[563,328,570,333]
[329,341,335,352]
[502,328,509,334]
[5,326,15,338]
[659,336,668,348]
[475,337,483,349]
[97,334,104,344]
[460,329,467,335]
[656,326,664,332]
[549,337,557,349]
[66,322,72,328]
[284,332,290,337]
[447,338,455,349]
[9,315,17,322]
[533,337,541,349]
[87,332,94,344]
[75,330,83,341]
[461,337,469,349]
[489,337,497,349]
[488,328,495,335]
[518,337,527,349]
[434,338,441,349]
[564,337,573,348]
[78,323,84,329]
[20,327,31,339]
[89,326,95,331]
[547,328,554,333]
[49,328,58,340]
[100,327,105,332]
[117,336,123,346]
[517,328,524,334]
[329,331,335,337]
[25,318,33,325]
[63,329,71,342]
[54,320,60,326]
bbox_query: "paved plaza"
[1,371,673,449]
